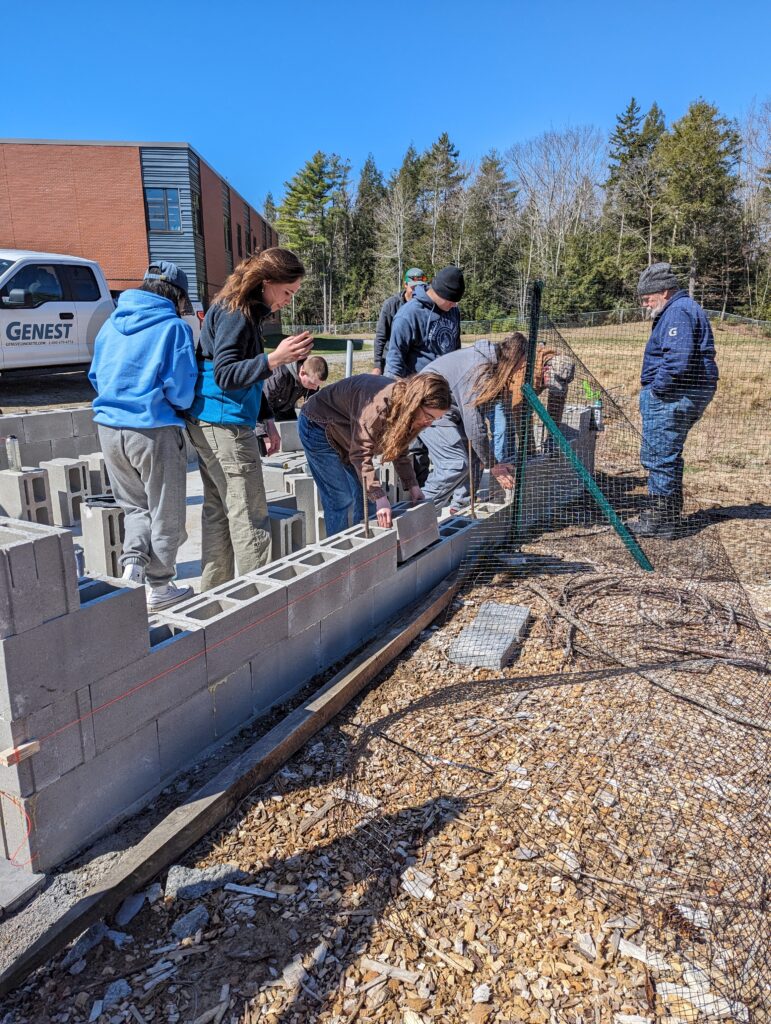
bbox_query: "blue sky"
[4,0,769,209]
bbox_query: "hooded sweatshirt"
[384,284,461,377]
[640,290,718,397]
[420,340,506,465]
[89,290,197,429]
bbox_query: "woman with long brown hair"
[298,373,451,534]
[419,333,574,511]
[186,248,313,590]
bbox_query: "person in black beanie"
[384,265,465,378]
[384,265,465,484]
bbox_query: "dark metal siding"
[140,146,203,303]
[222,182,233,276]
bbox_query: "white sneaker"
[122,563,146,584]
[147,582,192,611]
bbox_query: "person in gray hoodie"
[418,337,517,511]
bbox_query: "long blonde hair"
[379,373,451,462]
[215,247,305,316]
[471,332,528,407]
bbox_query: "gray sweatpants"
[186,421,271,591]
[97,424,188,586]
[420,422,482,511]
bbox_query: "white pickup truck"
[0,249,201,372]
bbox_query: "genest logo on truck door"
[6,321,74,343]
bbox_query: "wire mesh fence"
[327,286,770,1021]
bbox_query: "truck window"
[61,264,100,301]
[0,258,16,276]
[0,263,64,308]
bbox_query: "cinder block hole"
[31,478,47,502]
[67,468,81,489]
[149,622,186,646]
[269,564,308,582]
[79,579,120,602]
[109,552,120,576]
[186,599,234,621]
[72,496,83,519]
[34,507,50,525]
[226,581,274,601]
[297,552,332,567]
[440,524,464,536]
[290,522,303,548]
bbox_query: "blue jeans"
[639,386,714,497]
[298,413,370,536]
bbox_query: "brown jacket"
[508,345,557,407]
[302,375,418,501]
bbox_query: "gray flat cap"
[637,262,679,295]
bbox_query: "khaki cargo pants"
[186,421,271,591]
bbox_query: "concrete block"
[157,686,217,779]
[0,518,80,638]
[0,415,26,439]
[17,440,54,468]
[251,621,321,714]
[90,618,207,753]
[6,720,161,871]
[264,491,297,511]
[276,419,302,452]
[39,458,89,526]
[447,625,523,670]
[315,523,397,598]
[267,506,305,560]
[75,434,101,457]
[562,404,594,433]
[50,437,80,460]
[210,664,253,737]
[438,516,481,568]
[255,547,348,635]
[375,558,418,624]
[163,576,288,686]
[0,577,149,719]
[391,501,440,563]
[412,535,454,596]
[474,602,531,639]
[376,461,412,505]
[84,452,111,496]
[21,410,74,443]
[261,464,289,492]
[291,475,322,543]
[0,686,94,797]
[70,407,95,437]
[0,858,45,916]
[319,588,375,667]
[81,504,124,577]
[0,469,53,524]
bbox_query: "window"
[145,187,182,231]
[0,258,16,277]
[237,224,243,259]
[61,264,100,301]
[252,234,257,253]
[0,264,64,307]
[192,192,203,235]
[224,216,232,253]
[245,227,251,255]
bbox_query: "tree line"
[268,98,771,326]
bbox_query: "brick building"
[0,140,278,306]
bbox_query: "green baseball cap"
[404,267,427,285]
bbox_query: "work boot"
[122,561,146,584]
[629,496,681,539]
[147,581,193,611]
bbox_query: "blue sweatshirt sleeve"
[162,323,199,411]
[384,309,414,378]
[210,308,272,391]
[652,307,696,396]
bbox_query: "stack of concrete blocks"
[375,459,413,506]
[0,408,99,471]
[39,458,89,526]
[267,504,305,560]
[81,503,125,578]
[0,495,495,874]
[0,469,53,525]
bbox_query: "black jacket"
[255,362,315,435]
[373,291,407,371]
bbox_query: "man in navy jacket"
[632,262,718,538]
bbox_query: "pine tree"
[263,192,277,226]
[607,98,644,187]
[417,133,466,269]
[347,155,385,318]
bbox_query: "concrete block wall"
[0,408,99,472]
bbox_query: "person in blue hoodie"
[185,248,313,590]
[384,266,465,378]
[89,262,198,610]
[631,262,718,538]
